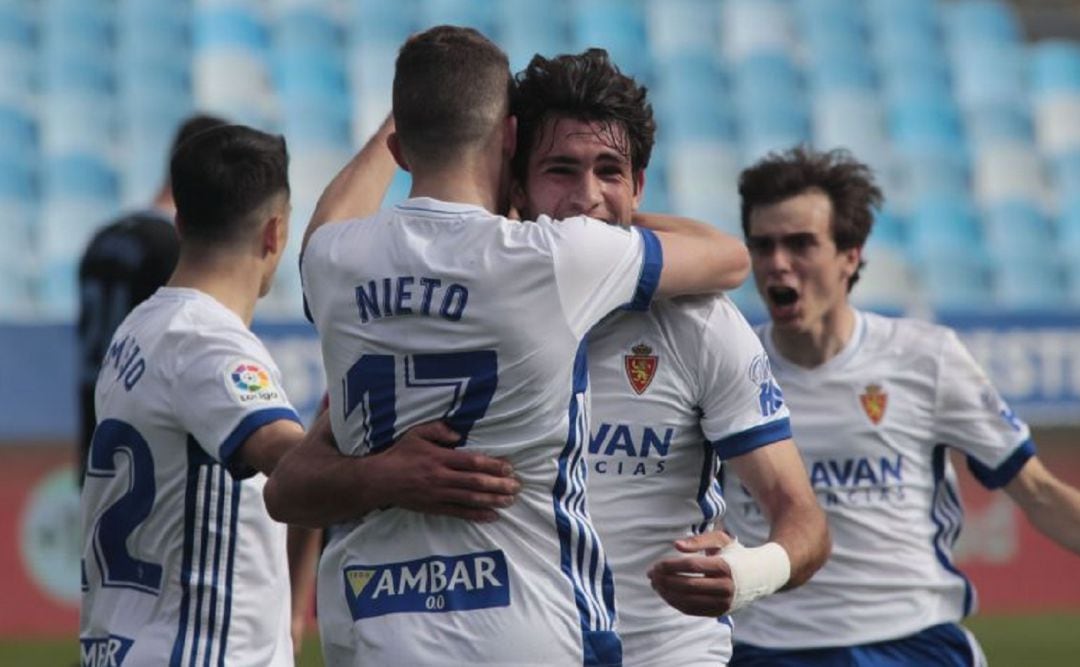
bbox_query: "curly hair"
[739,147,884,291]
[512,48,655,182]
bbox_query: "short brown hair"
[512,48,655,183]
[739,147,883,290]
[393,26,512,167]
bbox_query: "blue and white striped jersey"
[585,294,792,666]
[724,310,1035,649]
[79,287,301,667]
[302,197,662,667]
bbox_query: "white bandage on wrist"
[717,539,791,612]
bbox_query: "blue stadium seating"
[1029,41,1080,95]
[4,0,1080,318]
[993,258,1065,310]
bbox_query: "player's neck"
[408,157,501,213]
[167,253,261,326]
[771,303,856,369]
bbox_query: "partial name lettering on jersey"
[104,334,146,391]
[80,634,134,667]
[589,422,672,476]
[354,275,469,324]
[343,550,510,620]
[224,360,281,404]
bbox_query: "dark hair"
[393,25,512,167]
[512,48,655,183]
[170,113,229,157]
[170,124,289,246]
[739,147,883,290]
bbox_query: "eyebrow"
[536,151,629,167]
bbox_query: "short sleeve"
[696,297,792,460]
[933,329,1034,489]
[175,331,301,479]
[545,216,662,338]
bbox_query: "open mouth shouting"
[766,285,800,321]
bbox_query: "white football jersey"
[724,310,1035,649]
[301,197,662,666]
[79,288,301,667]
[585,294,792,667]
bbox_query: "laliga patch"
[624,343,658,395]
[859,383,888,425]
[224,360,281,404]
[80,634,134,667]
[343,550,510,620]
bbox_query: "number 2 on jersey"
[86,419,163,594]
[343,351,498,452]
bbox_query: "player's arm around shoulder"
[302,114,396,256]
[263,413,522,528]
[632,212,750,296]
[1004,455,1080,555]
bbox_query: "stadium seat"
[193,6,269,52]
[810,91,889,165]
[888,150,970,213]
[949,41,1025,110]
[964,104,1033,146]
[721,0,796,63]
[42,51,115,96]
[732,54,803,119]
[1033,94,1080,158]
[888,98,965,154]
[972,143,1048,208]
[992,258,1064,310]
[275,7,342,55]
[865,0,938,32]
[497,0,571,73]
[1050,151,1080,201]
[907,195,983,258]
[794,0,865,37]
[914,252,992,311]
[0,42,36,101]
[42,0,114,56]
[0,2,34,50]
[653,55,732,142]
[41,91,117,157]
[274,52,348,101]
[851,243,914,312]
[348,0,416,47]
[645,0,715,62]
[1029,40,1080,97]
[1056,197,1080,259]
[417,0,495,37]
[0,103,37,163]
[571,0,650,80]
[667,140,742,232]
[941,1,1020,47]
[40,153,120,286]
[982,201,1056,262]
[806,44,876,93]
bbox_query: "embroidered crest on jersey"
[224,361,280,404]
[343,550,510,620]
[80,634,134,667]
[624,343,658,395]
[860,384,888,425]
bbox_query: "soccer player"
[714,147,1080,666]
[290,26,750,666]
[80,124,304,665]
[76,113,225,486]
[512,50,829,666]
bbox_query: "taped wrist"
[718,540,791,612]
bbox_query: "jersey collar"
[764,309,867,376]
[394,197,490,216]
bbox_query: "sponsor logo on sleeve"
[981,387,1024,433]
[624,343,658,395]
[224,361,281,404]
[749,354,784,417]
[80,635,134,667]
[343,550,510,620]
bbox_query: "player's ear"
[262,215,284,256]
[840,245,861,280]
[510,179,527,216]
[387,132,410,172]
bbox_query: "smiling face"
[747,189,861,333]
[514,116,643,224]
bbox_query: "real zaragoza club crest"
[860,383,888,425]
[624,343,658,395]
